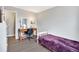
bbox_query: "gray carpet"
[7,37,50,52]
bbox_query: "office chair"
[25,28,33,40]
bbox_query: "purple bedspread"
[38,34,79,52]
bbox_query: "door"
[5,10,16,37]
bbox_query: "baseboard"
[7,34,15,37]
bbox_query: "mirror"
[20,18,27,29]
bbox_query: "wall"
[0,7,7,52]
[37,6,79,41]
[0,21,7,52]
[4,6,37,39]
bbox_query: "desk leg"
[18,31,23,40]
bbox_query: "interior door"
[5,10,16,37]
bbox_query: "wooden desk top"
[18,28,37,33]
[19,29,27,32]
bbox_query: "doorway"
[5,10,16,38]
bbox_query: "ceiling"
[15,6,55,13]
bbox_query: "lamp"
[31,20,35,24]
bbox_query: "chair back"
[27,28,33,35]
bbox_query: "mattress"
[38,34,79,52]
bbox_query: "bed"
[38,34,79,52]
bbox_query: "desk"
[18,28,37,40]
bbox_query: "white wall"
[0,7,7,52]
[37,6,79,41]
[0,22,7,52]
[4,6,37,39]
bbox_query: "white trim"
[7,34,15,37]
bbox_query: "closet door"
[5,10,15,37]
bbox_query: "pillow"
[37,32,48,40]
[37,32,48,36]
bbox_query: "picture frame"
[20,17,27,27]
